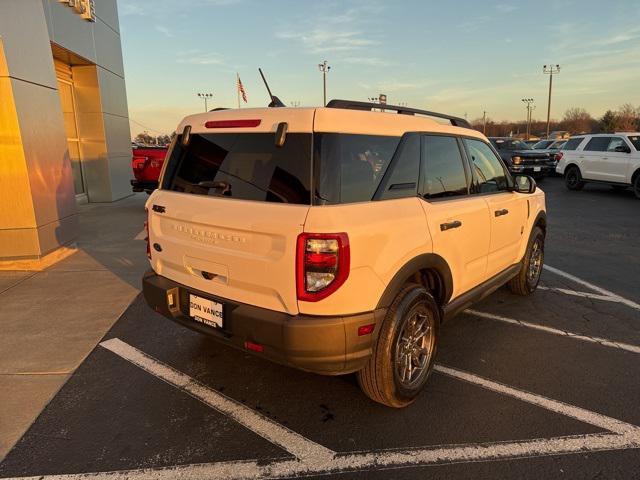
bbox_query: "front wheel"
[634,175,640,199]
[357,285,439,408]
[508,226,545,296]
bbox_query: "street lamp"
[521,98,535,140]
[197,92,213,112]
[318,60,330,106]
[542,64,560,137]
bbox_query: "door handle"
[440,220,462,231]
[495,209,509,217]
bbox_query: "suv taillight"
[296,233,350,302]
[555,152,563,162]
[145,209,151,259]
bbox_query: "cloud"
[154,25,174,38]
[494,3,517,13]
[177,53,224,65]
[275,1,385,55]
[342,57,391,67]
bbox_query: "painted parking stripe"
[133,229,146,240]
[433,364,637,434]
[537,285,620,303]
[467,310,640,355]
[5,353,640,480]
[99,338,335,462]
[544,264,640,311]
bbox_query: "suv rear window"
[584,137,612,152]
[562,137,584,150]
[314,134,401,204]
[163,133,312,204]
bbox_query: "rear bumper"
[142,270,385,375]
[131,179,158,192]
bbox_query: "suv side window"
[419,135,468,200]
[377,134,420,200]
[606,137,626,152]
[562,137,584,150]
[464,138,509,193]
[584,136,612,152]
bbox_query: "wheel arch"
[376,254,453,311]
[564,162,581,175]
[533,210,547,236]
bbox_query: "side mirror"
[513,175,537,194]
[614,145,631,153]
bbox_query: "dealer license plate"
[534,166,542,172]
[189,294,223,328]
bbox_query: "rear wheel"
[357,284,439,408]
[564,166,585,191]
[508,226,545,296]
[634,174,640,199]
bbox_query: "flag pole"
[237,73,241,109]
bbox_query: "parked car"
[131,144,169,194]
[533,139,566,153]
[556,133,640,198]
[142,100,547,407]
[489,137,555,180]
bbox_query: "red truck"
[130,144,168,194]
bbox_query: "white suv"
[556,133,640,198]
[143,100,547,407]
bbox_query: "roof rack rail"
[326,99,472,129]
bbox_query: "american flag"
[237,74,247,103]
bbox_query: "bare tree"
[615,104,639,132]
[560,108,593,134]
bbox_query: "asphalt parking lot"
[1,177,639,479]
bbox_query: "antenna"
[258,68,285,108]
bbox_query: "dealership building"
[0,0,131,267]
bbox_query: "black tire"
[508,226,545,296]
[634,174,640,199]
[564,166,585,191]
[357,284,439,408]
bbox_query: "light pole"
[542,64,560,137]
[482,110,487,135]
[197,92,213,112]
[318,60,330,106]
[521,98,535,140]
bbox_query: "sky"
[118,0,640,137]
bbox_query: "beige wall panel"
[93,18,124,77]
[36,211,79,256]
[41,0,54,40]
[94,0,120,34]
[103,113,132,158]
[48,1,97,63]
[97,67,129,118]
[0,0,57,89]
[107,154,133,201]
[11,78,78,228]
[0,78,36,230]
[0,229,40,260]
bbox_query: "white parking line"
[133,229,146,241]
[99,338,334,462]
[537,285,620,303]
[544,264,640,311]
[8,339,636,480]
[467,310,640,355]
